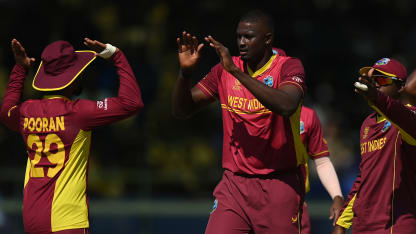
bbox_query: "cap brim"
[374,69,397,78]
[33,50,96,91]
[359,67,372,76]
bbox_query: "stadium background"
[1,0,416,233]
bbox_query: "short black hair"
[239,9,275,34]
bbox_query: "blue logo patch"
[263,76,274,87]
[210,199,218,214]
[382,120,391,132]
[300,121,305,134]
[375,58,390,66]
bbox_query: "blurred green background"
[1,0,416,233]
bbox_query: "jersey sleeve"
[0,64,27,132]
[370,92,416,145]
[74,50,144,131]
[278,58,306,96]
[307,110,329,159]
[196,63,223,98]
[336,172,361,229]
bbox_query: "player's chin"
[240,54,249,61]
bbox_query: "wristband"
[98,43,117,59]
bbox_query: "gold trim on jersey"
[247,54,277,77]
[221,104,272,115]
[371,105,416,146]
[390,131,400,233]
[289,104,308,166]
[198,83,215,98]
[44,95,71,101]
[7,105,17,117]
[336,194,357,229]
[51,130,91,231]
[311,150,329,157]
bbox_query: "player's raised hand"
[205,35,237,73]
[177,31,204,75]
[329,195,344,226]
[354,69,378,103]
[11,39,35,70]
[83,38,108,53]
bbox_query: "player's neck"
[247,49,273,72]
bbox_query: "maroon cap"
[32,40,96,91]
[359,58,407,81]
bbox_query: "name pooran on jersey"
[23,116,65,132]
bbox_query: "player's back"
[20,95,92,233]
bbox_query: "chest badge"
[300,121,305,134]
[263,75,274,87]
[382,120,391,132]
[232,80,242,91]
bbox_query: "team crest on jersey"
[362,127,369,139]
[263,76,274,87]
[375,58,390,65]
[300,121,305,134]
[210,199,218,214]
[382,120,391,132]
[232,80,242,91]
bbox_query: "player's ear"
[265,32,273,46]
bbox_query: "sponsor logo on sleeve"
[291,76,303,83]
[97,98,108,110]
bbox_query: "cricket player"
[173,10,308,233]
[275,48,344,233]
[333,58,416,233]
[0,38,143,233]
[300,105,344,233]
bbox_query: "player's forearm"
[172,71,196,119]
[315,157,343,199]
[229,68,300,116]
[112,50,144,114]
[0,64,26,119]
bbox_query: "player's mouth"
[239,50,248,56]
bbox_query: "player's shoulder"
[301,105,314,113]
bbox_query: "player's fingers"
[196,43,204,54]
[176,38,183,53]
[192,36,198,50]
[185,33,194,53]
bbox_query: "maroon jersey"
[300,106,329,193]
[0,51,143,233]
[337,92,416,233]
[197,52,307,174]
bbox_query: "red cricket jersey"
[197,53,308,174]
[300,106,329,193]
[0,51,143,233]
[337,92,416,233]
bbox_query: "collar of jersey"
[43,95,71,101]
[376,113,386,123]
[247,54,277,77]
